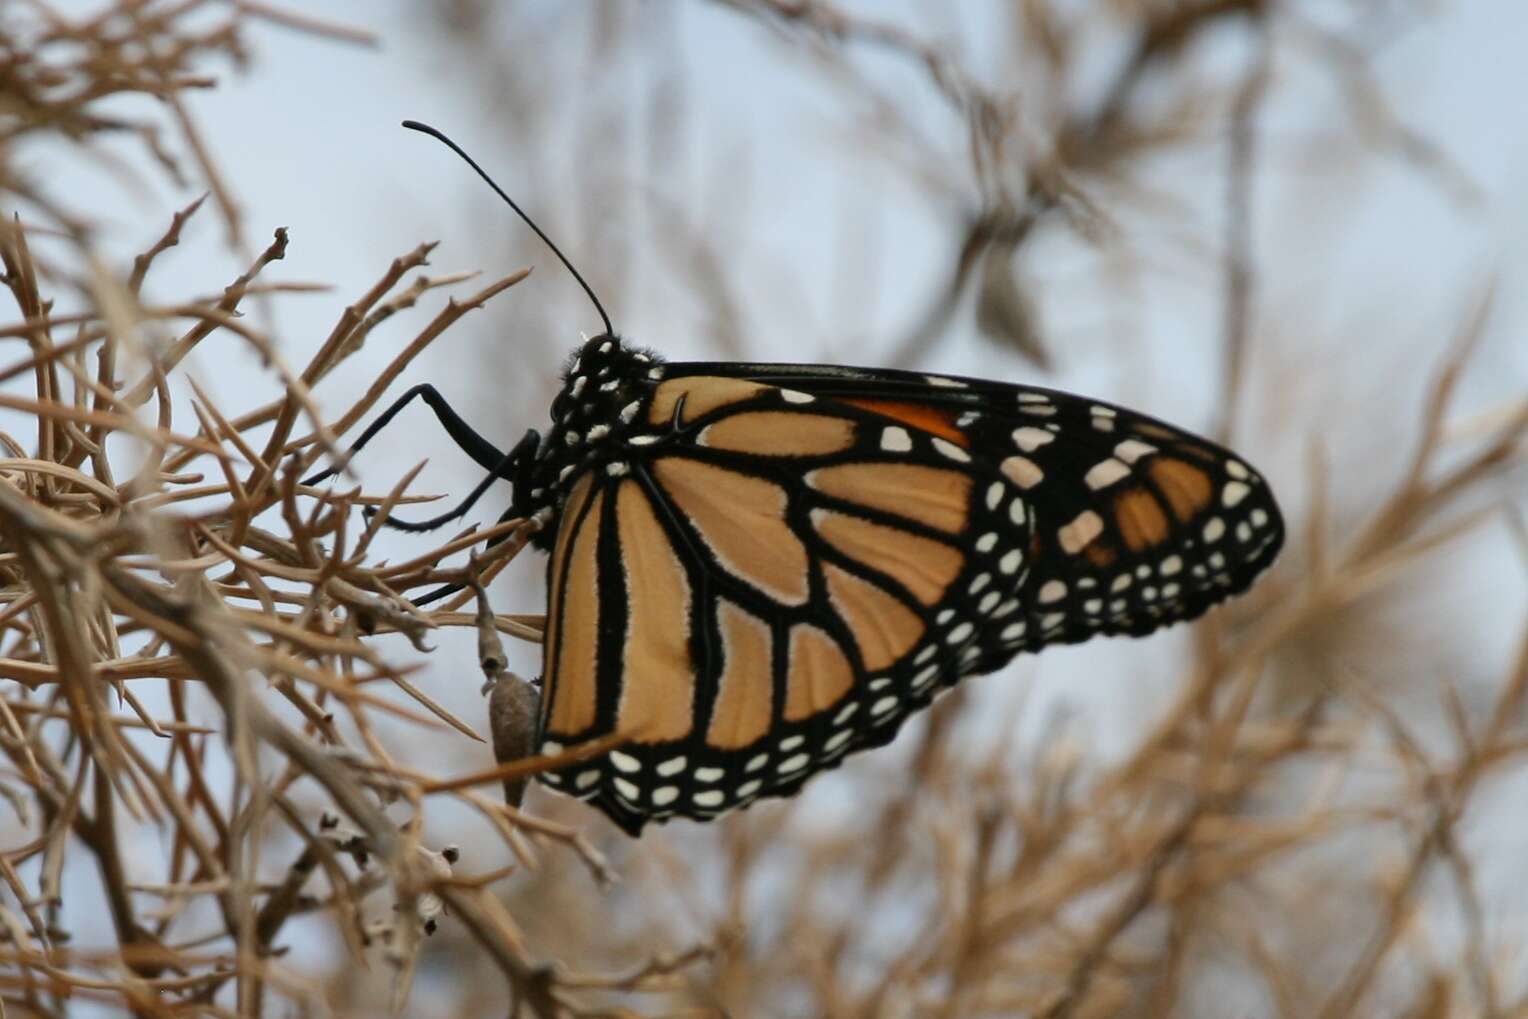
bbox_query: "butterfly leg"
[303,383,506,486]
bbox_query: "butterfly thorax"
[523,334,664,548]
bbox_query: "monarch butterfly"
[317,123,1284,836]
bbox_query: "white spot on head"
[1002,456,1044,489]
[652,786,679,806]
[947,621,974,644]
[695,767,724,783]
[1039,579,1067,603]
[1203,517,1226,542]
[1058,510,1105,554]
[694,789,725,807]
[1115,439,1157,464]
[1223,481,1251,507]
[564,431,581,446]
[614,777,640,800]
[999,549,1024,575]
[881,427,912,452]
[587,424,610,441]
[646,366,664,380]
[933,437,970,462]
[598,340,613,353]
[1085,458,1131,490]
[1012,426,1054,452]
[570,376,587,397]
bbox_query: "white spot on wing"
[1058,510,1105,554]
[1012,426,1054,452]
[1223,481,1251,507]
[881,427,912,452]
[1001,456,1044,489]
[933,437,970,462]
[1085,458,1130,490]
[1115,439,1157,464]
[780,389,814,403]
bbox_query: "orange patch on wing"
[1083,542,1119,568]
[784,624,854,722]
[700,411,855,456]
[1148,457,1214,522]
[706,600,774,749]
[653,457,810,605]
[840,398,968,447]
[808,462,971,533]
[614,480,695,742]
[544,475,602,737]
[1114,488,1170,552]
[823,563,924,671]
[812,509,963,605]
[648,376,768,427]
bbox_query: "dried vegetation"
[0,2,1524,1017]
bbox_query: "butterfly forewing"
[537,373,1038,833]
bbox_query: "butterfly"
[315,123,1285,836]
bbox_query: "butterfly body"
[516,335,1283,835]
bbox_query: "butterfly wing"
[663,360,1285,650]
[537,376,1039,834]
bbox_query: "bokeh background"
[3,2,1526,1016]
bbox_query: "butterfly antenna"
[401,119,614,337]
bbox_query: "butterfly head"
[520,335,668,546]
